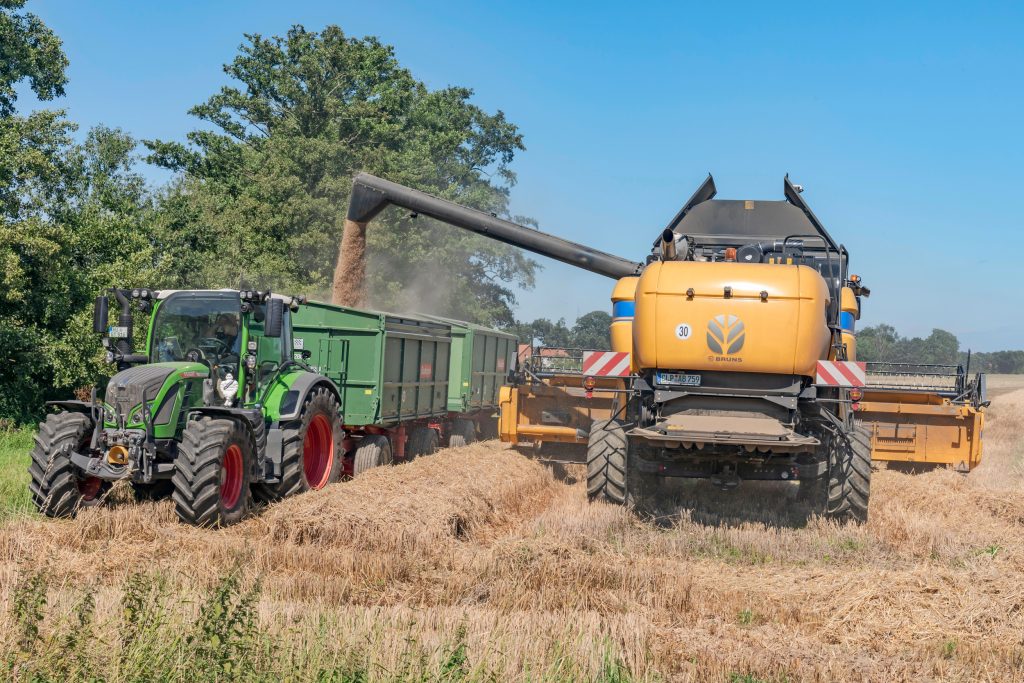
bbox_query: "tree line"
[857,324,1024,374]
[1,2,539,423]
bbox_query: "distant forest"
[858,324,1024,374]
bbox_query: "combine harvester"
[340,172,987,522]
[30,290,513,526]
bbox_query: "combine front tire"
[353,435,392,476]
[29,412,107,517]
[586,419,627,503]
[824,424,872,523]
[253,387,343,503]
[448,418,476,448]
[172,417,253,527]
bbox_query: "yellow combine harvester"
[342,172,988,523]
[858,361,987,471]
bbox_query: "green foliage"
[2,570,632,681]
[0,428,32,519]
[0,0,69,115]
[508,310,612,349]
[857,323,1024,373]
[0,118,156,422]
[145,25,536,326]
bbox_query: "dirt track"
[3,379,1024,681]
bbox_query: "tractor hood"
[104,362,209,428]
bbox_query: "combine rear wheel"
[253,387,343,503]
[824,424,872,523]
[448,418,476,448]
[353,435,392,476]
[29,412,108,517]
[172,417,252,527]
[586,419,627,503]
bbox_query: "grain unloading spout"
[335,173,644,305]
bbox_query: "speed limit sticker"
[675,323,692,340]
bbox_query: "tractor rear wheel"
[824,424,872,524]
[406,427,438,461]
[172,417,253,527]
[353,435,392,476]
[586,419,627,503]
[253,387,343,503]
[448,418,476,448]
[29,412,108,517]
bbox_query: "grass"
[0,375,1022,680]
[0,429,32,521]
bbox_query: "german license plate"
[658,372,701,387]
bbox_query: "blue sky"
[23,1,1024,350]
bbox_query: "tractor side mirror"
[264,298,284,338]
[93,296,109,334]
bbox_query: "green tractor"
[29,288,344,526]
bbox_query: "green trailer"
[28,288,516,528]
[424,316,516,443]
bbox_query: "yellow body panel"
[610,277,639,369]
[632,261,831,377]
[858,390,985,471]
[498,376,624,445]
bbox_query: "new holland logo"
[706,314,745,355]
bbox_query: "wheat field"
[2,377,1023,681]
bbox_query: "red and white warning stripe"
[816,360,866,387]
[582,351,631,376]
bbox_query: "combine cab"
[499,347,627,451]
[858,362,987,472]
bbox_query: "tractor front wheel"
[29,412,108,518]
[172,417,253,527]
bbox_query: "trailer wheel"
[406,427,438,461]
[254,387,343,503]
[172,417,252,527]
[448,419,476,448]
[353,434,392,476]
[29,412,108,518]
[477,416,499,440]
[586,419,627,503]
[824,424,872,524]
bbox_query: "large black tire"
[824,424,872,523]
[406,427,438,461]
[253,387,343,503]
[586,419,627,503]
[477,416,499,440]
[448,418,476,448]
[353,434,392,476]
[172,417,253,527]
[29,412,108,518]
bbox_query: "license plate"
[658,372,701,387]
[108,326,129,339]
